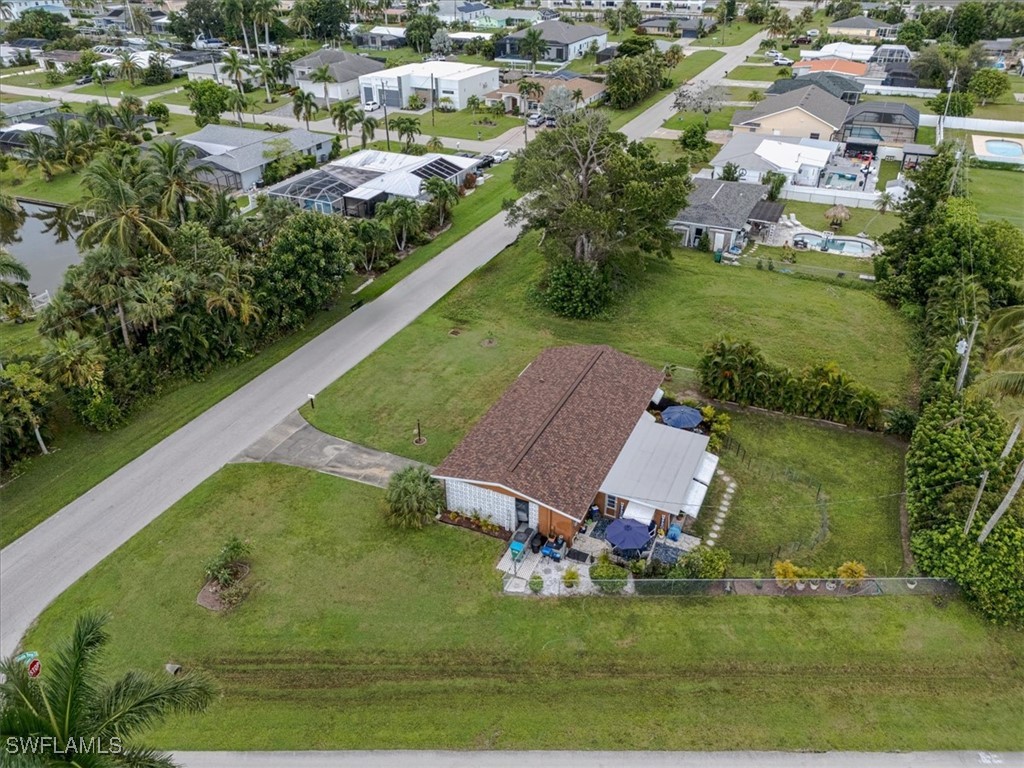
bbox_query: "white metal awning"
[623,500,656,525]
[694,452,719,487]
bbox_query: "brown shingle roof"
[434,345,663,519]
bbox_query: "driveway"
[233,411,426,487]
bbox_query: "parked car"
[490,149,511,163]
[791,35,812,45]
[193,36,227,50]
[765,49,782,58]
[526,113,543,127]
[74,74,93,85]
[807,28,820,37]
[773,57,794,66]
[476,154,494,169]
[257,42,282,54]
[545,115,557,128]
[363,100,380,112]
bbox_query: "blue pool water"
[794,233,874,255]
[985,139,1024,158]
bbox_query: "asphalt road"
[173,752,1023,768]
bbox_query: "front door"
[713,231,727,251]
[515,498,529,525]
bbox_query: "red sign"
[27,659,41,678]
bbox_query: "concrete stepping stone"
[711,523,721,532]
[708,530,718,539]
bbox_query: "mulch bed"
[438,511,511,541]
[196,564,250,612]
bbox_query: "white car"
[193,36,227,50]
[527,113,543,127]
[807,28,820,37]
[363,101,380,112]
[257,42,282,54]
[490,149,511,163]
[765,49,782,58]
[773,57,794,66]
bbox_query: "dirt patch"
[439,511,511,541]
[480,338,497,348]
[448,328,462,337]
[196,564,250,612]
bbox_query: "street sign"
[27,659,41,678]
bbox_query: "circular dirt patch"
[480,338,497,348]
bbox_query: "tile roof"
[732,85,850,130]
[672,178,769,231]
[434,345,663,519]
[793,57,870,76]
[507,20,607,45]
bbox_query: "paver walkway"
[233,411,425,488]
[704,469,736,548]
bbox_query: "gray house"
[0,100,59,124]
[670,178,780,252]
[179,125,331,191]
[497,21,608,62]
[766,71,864,105]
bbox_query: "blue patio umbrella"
[605,518,652,551]
[661,405,703,430]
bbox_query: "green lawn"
[158,89,287,117]
[691,20,765,48]
[728,84,764,101]
[0,163,514,548]
[750,245,874,280]
[643,137,685,163]
[876,159,900,189]
[0,318,45,357]
[73,78,181,99]
[21,462,1023,750]
[663,105,738,131]
[860,92,1024,122]
[0,163,85,206]
[696,410,906,575]
[304,233,914,474]
[389,108,521,141]
[969,166,1024,228]
[161,112,201,137]
[782,200,899,240]
[0,71,67,88]
[727,64,788,82]
[605,50,725,130]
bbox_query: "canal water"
[6,202,82,296]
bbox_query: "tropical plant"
[874,190,895,214]
[384,465,444,529]
[149,141,209,226]
[466,94,481,114]
[425,135,444,153]
[204,534,252,587]
[0,361,53,456]
[0,612,215,764]
[358,111,378,149]
[330,100,361,151]
[836,560,867,587]
[389,114,421,150]
[226,88,249,124]
[221,0,253,57]
[375,196,421,251]
[518,27,547,72]
[41,330,106,394]
[310,64,336,109]
[423,176,459,230]
[220,48,252,93]
[589,552,628,593]
[0,248,31,311]
[352,217,392,273]
[292,89,320,129]
[255,60,277,104]
[113,49,140,85]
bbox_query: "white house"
[497,20,608,63]
[799,42,877,63]
[358,61,499,110]
[2,0,70,20]
[710,134,840,186]
[432,0,490,24]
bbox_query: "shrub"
[543,258,610,319]
[773,559,800,587]
[837,560,867,587]
[670,545,731,579]
[884,405,918,439]
[205,535,251,588]
[563,567,580,588]
[463,172,477,189]
[384,465,444,529]
[529,574,544,593]
[590,553,628,593]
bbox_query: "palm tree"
[384,465,444,529]
[221,0,253,57]
[0,612,214,764]
[41,330,106,392]
[518,27,546,73]
[226,87,249,124]
[271,56,293,85]
[425,135,444,152]
[128,273,177,333]
[310,64,336,110]
[0,192,25,246]
[205,254,259,326]
[375,197,421,251]
[390,115,420,150]
[84,99,115,129]
[20,131,60,181]
[765,8,791,38]
[423,176,459,230]
[77,153,171,258]
[114,50,140,86]
[466,94,481,114]
[358,111,378,149]
[874,190,895,214]
[330,100,360,151]
[289,1,313,39]
[148,141,208,225]
[49,118,89,171]
[292,90,319,129]
[220,49,252,93]
[256,60,277,103]
[353,217,391,272]
[975,306,1024,399]
[0,248,31,310]
[78,245,140,350]
[252,0,279,53]
[517,79,544,142]
[571,87,585,108]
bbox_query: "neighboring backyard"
[22,463,1024,750]
[663,105,738,131]
[968,166,1024,228]
[0,163,516,547]
[305,231,916,472]
[726,64,786,82]
[605,50,725,130]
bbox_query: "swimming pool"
[985,139,1024,158]
[793,232,875,255]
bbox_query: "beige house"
[730,86,849,142]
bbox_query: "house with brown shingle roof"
[433,345,719,543]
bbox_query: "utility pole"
[978,458,1024,544]
[954,317,979,394]
[381,80,391,151]
[965,420,1022,534]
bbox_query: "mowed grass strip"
[23,464,1024,751]
[0,164,515,547]
[306,232,915,470]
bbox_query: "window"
[809,133,820,140]
[605,495,618,512]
